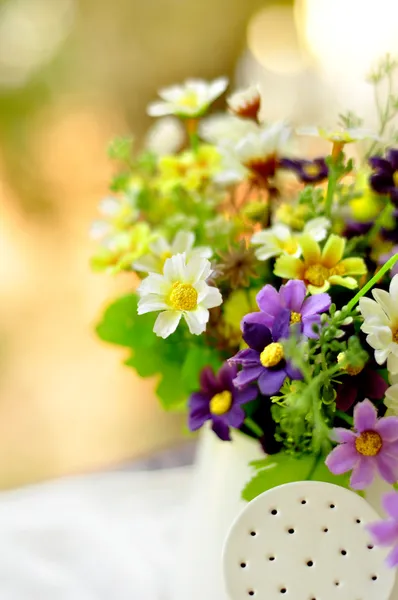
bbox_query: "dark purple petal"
[242,311,274,330]
[301,293,331,316]
[391,188,398,206]
[188,393,211,431]
[285,361,303,381]
[256,284,282,315]
[350,455,376,489]
[280,280,306,312]
[258,368,286,395]
[369,156,393,172]
[362,369,388,400]
[272,308,290,341]
[382,491,398,520]
[367,520,398,546]
[242,321,272,352]
[335,379,358,412]
[229,348,260,367]
[370,172,394,194]
[354,399,378,432]
[199,366,217,395]
[302,314,322,339]
[217,362,236,392]
[325,443,358,475]
[235,386,258,405]
[376,452,398,484]
[388,149,398,172]
[225,403,245,428]
[211,418,231,441]
[233,366,263,388]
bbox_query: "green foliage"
[96,293,222,410]
[108,136,134,162]
[242,452,350,502]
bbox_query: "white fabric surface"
[0,468,192,599]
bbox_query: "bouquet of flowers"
[92,55,398,566]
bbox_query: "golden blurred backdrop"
[2,0,398,489]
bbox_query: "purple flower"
[243,280,331,340]
[335,365,388,412]
[368,492,398,568]
[188,363,257,441]
[369,149,398,204]
[326,399,398,490]
[280,157,328,184]
[229,309,303,396]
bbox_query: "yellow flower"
[91,223,154,274]
[274,203,311,231]
[157,145,221,192]
[347,170,386,223]
[274,234,367,294]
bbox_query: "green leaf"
[96,294,155,349]
[108,136,134,161]
[110,172,131,192]
[242,453,350,502]
[180,345,222,393]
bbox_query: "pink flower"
[368,492,398,568]
[325,399,398,490]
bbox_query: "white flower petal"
[190,246,213,260]
[375,347,391,365]
[390,274,398,300]
[183,307,209,335]
[171,231,195,254]
[153,311,182,338]
[303,217,330,242]
[137,294,168,315]
[150,236,170,255]
[185,256,212,284]
[147,101,174,117]
[385,384,398,414]
[138,274,169,295]
[359,297,389,324]
[372,289,397,321]
[200,286,223,309]
[163,253,187,282]
[133,254,160,274]
[388,352,398,374]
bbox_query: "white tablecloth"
[0,468,193,599]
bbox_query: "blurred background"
[1,0,398,490]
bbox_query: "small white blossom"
[137,253,222,338]
[227,85,261,119]
[145,117,185,155]
[251,217,330,261]
[147,77,228,118]
[200,114,259,145]
[133,231,212,274]
[359,275,398,374]
[90,195,138,241]
[297,126,379,143]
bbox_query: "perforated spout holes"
[223,481,396,600]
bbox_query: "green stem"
[346,253,398,312]
[335,410,354,427]
[324,166,337,219]
[366,199,391,243]
[189,132,199,152]
[244,417,264,438]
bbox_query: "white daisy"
[359,275,398,374]
[147,77,228,119]
[297,126,378,144]
[251,217,330,261]
[227,85,261,120]
[137,253,222,338]
[133,231,212,274]
[199,114,259,145]
[384,376,398,414]
[90,195,138,241]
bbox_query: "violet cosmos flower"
[229,309,303,396]
[188,363,257,441]
[326,399,398,490]
[280,157,328,184]
[243,280,331,340]
[367,492,398,568]
[369,149,398,204]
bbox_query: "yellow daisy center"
[337,352,364,376]
[304,264,329,287]
[179,91,199,108]
[303,164,321,177]
[169,282,198,311]
[394,172,398,187]
[355,431,382,456]
[329,263,346,276]
[209,390,232,415]
[290,311,301,325]
[260,342,284,368]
